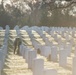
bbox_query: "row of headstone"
[28,29,73,71]
[35,44,67,68]
[21,26,76,33]
[20,26,76,75]
[21,26,76,42]
[21,28,67,67]
[27,29,58,63]
[20,44,58,75]
[0,25,10,74]
[44,29,74,57]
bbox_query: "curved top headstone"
[0,27,3,30]
[20,26,29,30]
[14,25,19,30]
[6,25,10,30]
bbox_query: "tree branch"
[49,1,76,11]
[57,2,76,8]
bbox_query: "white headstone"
[40,46,51,57]
[25,48,31,63]
[6,25,10,31]
[33,41,41,50]
[0,27,3,30]
[0,51,4,70]
[59,50,67,67]
[61,32,65,38]
[74,48,76,56]
[72,57,76,75]
[44,46,51,57]
[51,46,58,62]
[5,25,10,37]
[44,38,50,45]
[33,58,44,75]
[28,50,37,69]
[20,44,24,56]
[65,44,72,57]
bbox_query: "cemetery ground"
[0,26,76,75]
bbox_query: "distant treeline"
[0,0,76,29]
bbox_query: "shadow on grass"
[5,59,10,63]
[1,71,8,75]
[62,65,72,71]
[3,64,10,69]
